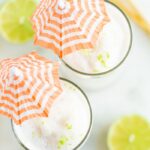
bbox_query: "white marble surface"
[0,10,150,150]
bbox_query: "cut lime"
[0,0,37,44]
[108,115,150,150]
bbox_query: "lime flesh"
[0,0,37,44]
[108,115,150,150]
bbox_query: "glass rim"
[62,0,133,77]
[11,78,93,150]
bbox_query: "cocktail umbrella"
[0,52,62,125]
[31,0,109,58]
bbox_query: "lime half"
[0,0,37,44]
[108,115,150,150]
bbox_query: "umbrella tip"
[10,67,22,78]
[58,0,66,9]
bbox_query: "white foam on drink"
[13,80,91,150]
[63,2,131,74]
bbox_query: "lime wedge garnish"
[0,0,37,44]
[108,115,150,150]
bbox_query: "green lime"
[0,0,37,44]
[108,115,150,150]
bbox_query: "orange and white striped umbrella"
[31,0,109,58]
[0,52,62,125]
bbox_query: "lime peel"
[58,136,69,149]
[66,123,73,130]
[97,51,110,67]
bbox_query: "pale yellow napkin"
[110,0,150,35]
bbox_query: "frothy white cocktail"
[13,79,92,150]
[63,1,131,74]
[61,1,132,89]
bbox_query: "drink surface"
[13,80,91,150]
[63,2,131,74]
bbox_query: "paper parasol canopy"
[0,52,62,125]
[31,0,109,58]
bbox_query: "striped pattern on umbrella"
[0,52,62,125]
[31,0,109,58]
